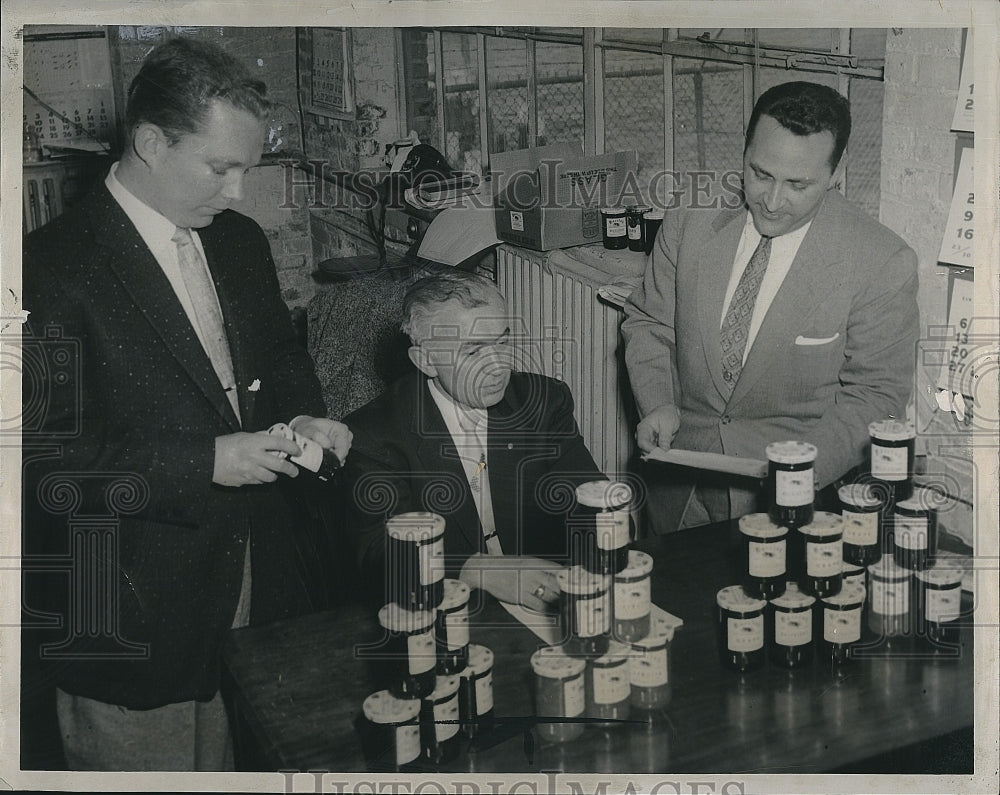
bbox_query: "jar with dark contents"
[892,488,939,571]
[359,690,421,772]
[575,480,633,575]
[418,674,461,765]
[795,512,844,598]
[557,565,611,658]
[601,206,628,249]
[530,646,587,743]
[739,513,788,600]
[435,579,470,675]
[914,564,963,651]
[386,512,445,611]
[459,644,494,739]
[868,556,913,638]
[768,583,816,668]
[627,205,651,252]
[716,585,767,672]
[377,603,437,699]
[820,581,867,664]
[585,640,632,723]
[838,484,883,566]
[766,441,817,528]
[642,209,664,255]
[628,615,674,711]
[613,550,653,643]
[868,420,915,502]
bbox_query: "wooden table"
[222,520,974,774]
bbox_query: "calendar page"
[951,33,973,133]
[937,147,974,267]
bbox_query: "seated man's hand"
[214,431,301,486]
[635,404,681,453]
[290,416,354,463]
[458,554,562,613]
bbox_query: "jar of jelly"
[868,420,915,502]
[766,441,817,528]
[377,602,437,699]
[435,579,470,675]
[585,640,631,723]
[359,690,421,772]
[418,674,461,765]
[868,556,913,637]
[459,644,494,739]
[914,564,963,650]
[820,582,866,664]
[530,646,587,743]
[642,209,664,255]
[795,512,843,598]
[575,480,633,575]
[892,488,939,571]
[601,206,628,249]
[386,512,445,611]
[838,484,883,566]
[613,550,653,642]
[716,585,767,672]
[768,583,816,668]
[629,615,674,710]
[627,205,650,252]
[739,512,788,600]
[841,559,866,590]
[557,565,611,658]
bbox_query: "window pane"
[851,28,887,67]
[757,67,838,95]
[442,32,482,173]
[401,30,438,149]
[486,36,528,154]
[757,29,837,51]
[604,49,665,205]
[535,42,584,148]
[845,77,883,219]
[604,28,663,44]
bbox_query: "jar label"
[564,675,585,717]
[408,630,436,675]
[842,510,879,546]
[775,609,813,647]
[476,671,494,714]
[628,222,642,240]
[419,537,445,585]
[927,588,961,624]
[824,606,861,643]
[596,510,630,550]
[895,516,929,550]
[726,615,764,653]
[872,579,909,616]
[806,540,843,577]
[606,217,626,237]
[628,646,669,687]
[775,469,813,506]
[434,694,460,741]
[749,539,786,578]
[446,610,470,650]
[614,577,651,620]
[871,443,908,481]
[593,663,631,703]
[396,724,421,765]
[575,594,611,637]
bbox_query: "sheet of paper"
[416,204,501,266]
[642,447,769,479]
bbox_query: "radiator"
[495,245,634,480]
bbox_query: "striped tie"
[720,234,772,389]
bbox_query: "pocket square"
[794,333,840,346]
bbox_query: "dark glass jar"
[627,205,651,252]
[642,209,664,254]
[459,644,495,739]
[530,646,587,743]
[601,206,628,249]
[386,512,445,611]
[716,585,767,672]
[766,441,817,528]
[868,419,915,502]
[629,615,675,710]
[359,690,421,772]
[418,674,461,765]
[795,512,844,598]
[575,480,633,575]
[838,484,883,566]
[585,640,632,723]
[892,488,939,571]
[914,564,963,651]
[377,602,437,699]
[820,581,867,664]
[768,583,816,668]
[613,550,653,643]
[868,556,913,638]
[557,565,611,658]
[435,579,470,675]
[739,512,788,600]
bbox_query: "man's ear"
[408,345,437,378]
[132,122,169,167]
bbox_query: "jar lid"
[378,602,435,632]
[616,549,654,579]
[822,581,867,608]
[716,584,767,613]
[868,419,915,441]
[798,511,843,538]
[765,440,818,464]
[838,484,881,509]
[895,487,940,513]
[575,480,633,509]
[632,205,652,214]
[386,512,445,542]
[771,582,816,610]
[631,615,676,648]
[602,206,627,215]
[426,674,461,701]
[556,564,610,595]
[643,208,665,220]
[738,512,788,539]
[440,578,471,611]
[363,690,421,724]
[464,643,494,675]
[529,646,587,678]
[914,563,964,587]
[868,555,911,581]
[841,559,865,575]
[592,640,631,666]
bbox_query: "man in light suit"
[22,38,351,770]
[622,80,919,534]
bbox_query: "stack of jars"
[359,512,495,771]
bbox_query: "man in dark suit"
[623,81,919,533]
[343,270,605,611]
[21,38,351,770]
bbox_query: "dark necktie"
[720,234,772,388]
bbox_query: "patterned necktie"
[470,421,503,555]
[172,227,241,421]
[720,234,772,388]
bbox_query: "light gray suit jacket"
[622,189,919,531]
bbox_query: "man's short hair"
[745,81,852,171]
[402,270,505,344]
[125,37,271,144]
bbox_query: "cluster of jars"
[359,512,495,771]
[601,205,664,253]
[530,481,674,744]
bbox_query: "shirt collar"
[105,161,182,252]
[427,378,488,439]
[743,211,813,247]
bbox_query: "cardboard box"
[491,143,638,251]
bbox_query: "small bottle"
[914,563,963,652]
[820,581,867,664]
[530,646,587,743]
[794,512,844,599]
[628,615,674,712]
[716,585,767,672]
[418,674,461,765]
[458,644,495,739]
[867,556,913,638]
[359,690,421,772]
[892,487,939,571]
[838,484,883,566]
[585,640,632,723]
[739,512,788,600]
[613,550,653,643]
[435,579,470,675]
[626,205,650,252]
[768,583,816,668]
[377,603,437,699]
[385,512,446,611]
[868,420,915,502]
[556,565,611,658]
[642,209,664,254]
[574,480,633,575]
[601,206,628,250]
[766,441,817,528]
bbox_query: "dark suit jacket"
[22,178,327,709]
[343,371,604,594]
